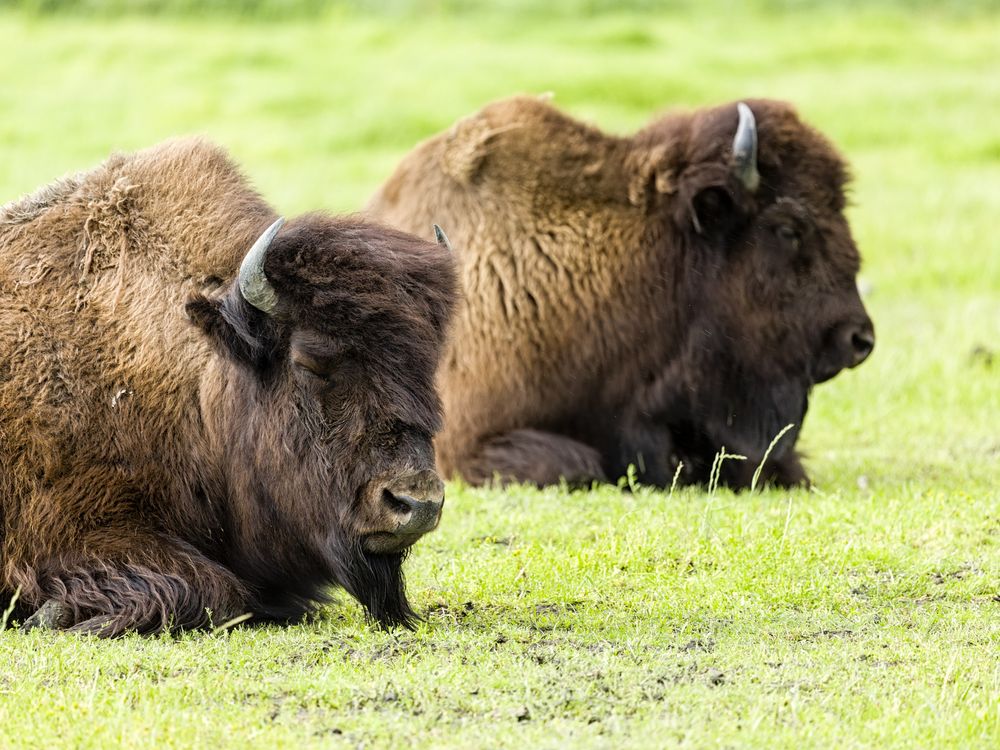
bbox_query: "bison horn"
[732,102,760,192]
[238,217,285,314]
[433,224,454,253]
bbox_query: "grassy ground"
[1,2,998,748]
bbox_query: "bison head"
[186,215,456,626]
[630,100,874,487]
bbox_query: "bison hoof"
[21,600,73,631]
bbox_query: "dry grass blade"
[751,423,797,492]
[211,612,254,634]
[1,587,21,630]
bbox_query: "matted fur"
[0,138,456,636]
[367,96,873,489]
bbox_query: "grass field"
[0,2,998,748]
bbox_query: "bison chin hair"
[335,544,415,630]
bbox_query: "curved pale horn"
[733,102,760,192]
[238,217,285,314]
[433,224,454,253]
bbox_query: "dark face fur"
[186,215,455,626]
[630,101,873,487]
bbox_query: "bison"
[367,96,874,489]
[0,137,456,636]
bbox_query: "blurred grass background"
[3,0,1000,16]
[2,0,997,481]
[0,2,997,748]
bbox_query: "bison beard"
[337,548,414,629]
[227,543,414,630]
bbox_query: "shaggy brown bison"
[0,138,455,636]
[367,96,874,489]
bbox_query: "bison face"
[287,328,446,555]
[647,101,874,485]
[186,215,456,625]
[744,197,875,384]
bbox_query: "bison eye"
[291,352,336,380]
[775,224,801,250]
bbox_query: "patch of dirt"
[858,653,902,668]
[679,638,715,653]
[473,535,515,546]
[318,635,445,664]
[533,601,581,615]
[910,594,947,606]
[969,345,995,368]
[705,668,726,687]
[656,663,732,688]
[424,600,477,622]
[929,563,983,584]
[794,629,855,642]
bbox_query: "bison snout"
[815,317,876,383]
[383,488,443,534]
[364,470,445,553]
[847,323,875,367]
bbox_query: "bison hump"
[0,137,275,288]
[441,114,517,185]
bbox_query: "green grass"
[0,2,998,748]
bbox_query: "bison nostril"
[850,329,875,365]
[380,483,443,533]
[382,489,414,519]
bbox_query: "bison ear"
[673,164,751,240]
[185,293,263,367]
[185,294,224,336]
[690,185,738,237]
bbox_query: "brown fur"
[0,138,456,635]
[367,96,873,489]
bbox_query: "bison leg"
[717,447,809,489]
[459,428,606,487]
[21,599,73,631]
[18,532,248,638]
[752,450,810,489]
